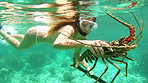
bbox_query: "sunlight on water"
[0,0,147,83]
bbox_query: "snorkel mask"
[79,18,98,33]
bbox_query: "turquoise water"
[0,0,147,83]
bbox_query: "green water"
[0,0,147,83]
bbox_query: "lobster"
[78,12,143,83]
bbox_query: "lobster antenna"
[128,11,144,44]
[112,13,131,25]
[128,11,142,30]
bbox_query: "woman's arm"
[73,48,82,65]
[53,25,110,50]
[53,25,90,49]
[73,48,92,74]
[53,24,112,58]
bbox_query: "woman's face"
[80,17,97,34]
[80,20,93,33]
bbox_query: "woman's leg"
[0,32,24,40]
[0,27,37,51]
[11,34,25,40]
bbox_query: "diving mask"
[79,19,98,33]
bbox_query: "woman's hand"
[85,40,113,57]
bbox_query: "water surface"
[0,0,147,83]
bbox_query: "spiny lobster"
[78,12,143,83]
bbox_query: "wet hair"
[47,1,96,36]
[48,19,76,36]
[47,15,96,36]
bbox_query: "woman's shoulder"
[59,24,75,33]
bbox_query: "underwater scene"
[0,0,147,83]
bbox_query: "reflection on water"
[0,0,144,24]
[0,0,147,83]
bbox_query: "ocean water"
[0,0,147,83]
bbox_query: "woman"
[0,0,111,73]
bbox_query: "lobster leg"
[123,55,134,61]
[119,52,134,61]
[106,58,121,83]
[110,57,128,77]
[86,54,93,63]
[95,58,109,82]
[89,57,98,72]
[84,57,98,76]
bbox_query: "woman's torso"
[30,25,86,44]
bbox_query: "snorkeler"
[0,0,112,74]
